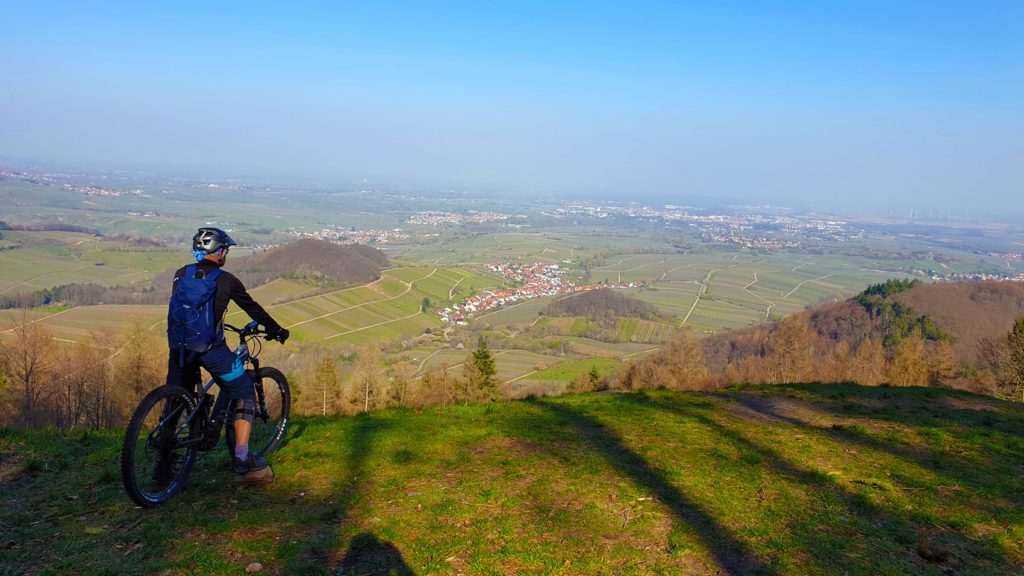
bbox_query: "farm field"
[6,223,1019,394]
[0,231,183,295]
[0,304,164,346]
[388,229,670,268]
[593,252,912,334]
[225,266,502,345]
[529,356,624,382]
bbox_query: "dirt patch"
[937,396,1005,413]
[727,395,839,428]
[0,454,23,485]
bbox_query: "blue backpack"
[167,264,223,365]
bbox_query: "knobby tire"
[224,367,291,460]
[121,385,198,508]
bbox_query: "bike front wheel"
[121,385,199,508]
[225,367,291,459]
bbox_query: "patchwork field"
[388,229,669,268]
[593,253,912,333]
[0,305,165,347]
[0,231,183,295]
[225,267,503,345]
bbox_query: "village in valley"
[439,262,642,325]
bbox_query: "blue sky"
[1,1,1021,214]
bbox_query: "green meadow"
[2,385,1021,575]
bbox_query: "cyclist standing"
[165,227,289,482]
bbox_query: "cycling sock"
[235,444,249,461]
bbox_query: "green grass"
[0,231,183,295]
[3,385,1021,575]
[529,357,623,382]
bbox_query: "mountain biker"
[164,227,289,482]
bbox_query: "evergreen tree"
[1007,317,1024,402]
[471,337,500,401]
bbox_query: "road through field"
[412,350,513,381]
[743,272,775,320]
[0,307,75,333]
[782,273,836,298]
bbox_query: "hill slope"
[2,386,1022,575]
[700,280,1024,375]
[543,288,660,321]
[230,239,389,288]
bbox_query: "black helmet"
[192,227,237,256]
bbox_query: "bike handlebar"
[225,323,273,339]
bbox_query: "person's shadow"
[336,532,415,576]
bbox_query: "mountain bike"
[120,322,290,507]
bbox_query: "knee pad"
[232,397,256,424]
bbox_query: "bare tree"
[850,338,886,386]
[386,361,416,407]
[352,343,383,413]
[661,331,708,390]
[927,340,959,387]
[0,313,55,427]
[766,316,815,384]
[888,331,928,387]
[314,354,340,416]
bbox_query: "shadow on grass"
[288,419,309,442]
[0,415,403,575]
[273,412,394,574]
[519,397,776,576]
[729,384,1024,502]
[337,532,416,576]
[627,391,1016,574]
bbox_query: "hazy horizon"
[2,2,1021,216]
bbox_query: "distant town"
[440,262,640,324]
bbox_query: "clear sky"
[1,1,1021,215]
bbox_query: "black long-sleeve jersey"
[172,260,283,334]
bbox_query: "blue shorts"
[166,341,255,403]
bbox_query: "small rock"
[246,562,263,573]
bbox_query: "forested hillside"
[229,239,388,287]
[622,280,1024,400]
[543,288,660,321]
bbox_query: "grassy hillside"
[2,385,1022,575]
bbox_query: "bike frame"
[154,324,266,449]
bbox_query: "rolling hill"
[699,280,1024,377]
[231,239,389,288]
[543,288,660,322]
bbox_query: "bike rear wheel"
[225,367,291,459]
[121,385,199,507]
